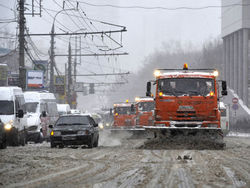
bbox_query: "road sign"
[232,103,239,110]
[232,97,238,104]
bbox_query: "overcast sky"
[1,0,222,110]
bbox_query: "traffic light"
[89,83,95,94]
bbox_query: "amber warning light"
[183,63,188,70]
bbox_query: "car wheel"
[88,137,94,148]
[50,141,56,148]
[94,136,99,147]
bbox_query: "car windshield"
[0,101,14,115]
[138,101,155,111]
[158,78,215,96]
[55,116,90,126]
[115,106,136,115]
[26,102,38,113]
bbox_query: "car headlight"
[4,120,13,131]
[99,124,104,129]
[53,131,61,136]
[77,130,85,135]
[106,123,110,127]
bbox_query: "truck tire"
[12,129,19,146]
[20,132,26,146]
[0,135,7,149]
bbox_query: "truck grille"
[176,111,196,118]
[174,124,199,128]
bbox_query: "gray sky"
[0,0,222,110]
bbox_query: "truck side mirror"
[17,109,24,118]
[221,81,227,96]
[41,111,47,117]
[146,82,151,97]
[131,104,135,112]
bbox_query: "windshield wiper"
[187,90,200,96]
[71,123,88,125]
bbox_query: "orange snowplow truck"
[145,64,228,145]
[135,97,155,126]
[113,102,136,127]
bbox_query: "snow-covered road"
[1,135,250,187]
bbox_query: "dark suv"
[50,114,99,148]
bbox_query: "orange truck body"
[153,70,222,129]
[113,103,136,127]
[135,97,155,126]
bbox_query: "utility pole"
[18,0,26,90]
[74,36,77,84]
[49,24,55,93]
[67,42,72,108]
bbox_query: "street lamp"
[49,8,75,93]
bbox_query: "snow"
[229,89,250,116]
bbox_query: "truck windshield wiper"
[71,123,88,125]
[187,90,199,96]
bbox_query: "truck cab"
[113,102,136,127]
[146,64,227,129]
[135,97,155,126]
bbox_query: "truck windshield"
[158,78,215,96]
[138,102,155,111]
[0,101,14,115]
[55,116,90,126]
[26,102,38,113]
[115,107,136,115]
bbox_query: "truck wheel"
[0,136,7,149]
[21,132,26,146]
[12,130,19,146]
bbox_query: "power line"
[24,29,126,36]
[55,52,128,57]
[73,72,129,76]
[67,1,250,11]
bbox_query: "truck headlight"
[4,120,13,131]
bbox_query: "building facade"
[222,0,250,107]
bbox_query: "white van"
[219,102,230,136]
[24,91,59,142]
[57,104,71,116]
[0,87,27,146]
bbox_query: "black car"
[0,119,7,149]
[50,114,99,148]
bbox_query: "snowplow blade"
[143,126,225,148]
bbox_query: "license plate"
[62,136,76,141]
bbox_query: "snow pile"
[227,131,250,138]
[229,89,250,116]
